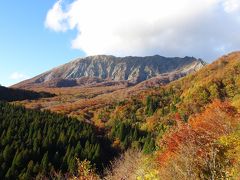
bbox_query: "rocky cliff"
[13,55,206,88]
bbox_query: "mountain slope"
[101,51,240,128]
[97,51,240,179]
[4,52,240,179]
[13,55,205,88]
[0,86,54,102]
[72,51,240,163]
[0,101,116,179]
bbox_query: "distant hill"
[0,86,54,102]
[12,55,205,88]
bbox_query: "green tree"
[209,83,220,99]
[41,152,49,172]
[14,151,25,168]
[3,145,12,162]
[143,135,155,154]
[68,159,76,174]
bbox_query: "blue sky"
[0,0,85,86]
[1,0,240,86]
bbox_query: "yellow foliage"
[136,156,159,180]
[112,138,121,149]
[232,94,240,111]
[145,115,158,131]
[70,159,99,180]
[218,129,240,178]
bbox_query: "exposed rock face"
[13,55,206,88]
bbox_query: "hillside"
[0,101,118,179]
[3,52,240,179]
[95,51,240,134]
[0,86,54,102]
[97,51,240,179]
[11,55,205,120]
[13,55,205,88]
[41,51,240,179]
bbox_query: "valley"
[2,1,240,179]
[1,52,240,179]
[12,55,204,121]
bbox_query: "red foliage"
[157,100,240,166]
[174,112,183,127]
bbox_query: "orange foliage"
[174,112,183,127]
[157,100,240,166]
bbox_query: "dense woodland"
[109,120,156,153]
[0,101,117,179]
[0,87,156,179]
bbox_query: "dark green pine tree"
[74,142,82,155]
[5,166,16,179]
[123,137,128,148]
[14,150,25,168]
[133,128,138,141]
[118,123,125,141]
[146,96,153,116]
[68,159,76,174]
[26,160,34,177]
[41,152,49,172]
[93,144,100,163]
[148,139,155,153]
[143,140,149,154]
[143,134,155,154]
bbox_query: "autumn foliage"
[157,100,240,179]
[7,51,240,179]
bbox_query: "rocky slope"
[13,55,205,88]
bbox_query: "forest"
[0,101,116,179]
[0,86,156,179]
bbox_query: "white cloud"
[223,0,240,13]
[45,0,69,32]
[45,0,240,61]
[10,72,28,81]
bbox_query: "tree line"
[0,86,54,102]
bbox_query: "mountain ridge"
[13,55,206,88]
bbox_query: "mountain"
[3,51,240,179]
[13,55,205,88]
[95,51,240,179]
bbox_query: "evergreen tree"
[0,101,115,178]
[15,151,25,168]
[118,123,125,141]
[3,145,12,162]
[41,152,49,172]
